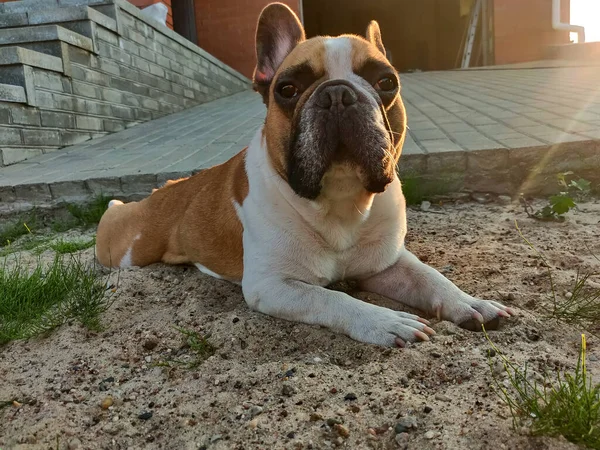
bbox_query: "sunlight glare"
[570,0,600,42]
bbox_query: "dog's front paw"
[351,308,436,347]
[435,296,515,331]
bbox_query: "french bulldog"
[96,2,514,347]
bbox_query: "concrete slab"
[0,65,599,211]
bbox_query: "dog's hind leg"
[96,200,146,268]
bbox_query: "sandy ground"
[1,198,600,450]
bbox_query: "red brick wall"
[194,0,300,78]
[128,0,173,29]
[493,0,571,65]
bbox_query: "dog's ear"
[365,20,385,56]
[253,3,305,103]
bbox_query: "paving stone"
[1,147,44,165]
[499,136,545,148]
[14,182,52,201]
[49,179,89,200]
[419,139,463,153]
[86,176,122,196]
[0,185,16,202]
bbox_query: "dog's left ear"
[365,20,385,56]
[253,3,305,103]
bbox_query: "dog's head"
[253,3,406,200]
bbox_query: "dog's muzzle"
[287,79,395,200]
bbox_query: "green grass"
[399,173,462,206]
[0,235,96,258]
[516,222,600,331]
[0,195,109,248]
[487,331,600,448]
[550,272,600,329]
[156,327,216,369]
[0,235,51,257]
[0,255,113,344]
[64,195,110,229]
[0,215,39,247]
[50,238,96,254]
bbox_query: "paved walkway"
[1,66,599,209]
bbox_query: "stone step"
[0,83,27,104]
[91,4,118,20]
[0,46,64,73]
[0,0,114,14]
[0,65,38,106]
[0,25,94,53]
[0,12,29,29]
[0,25,95,76]
[31,6,117,31]
[0,6,117,33]
[0,47,64,106]
[546,42,600,62]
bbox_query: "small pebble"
[395,423,409,434]
[144,356,152,363]
[424,406,433,414]
[310,413,323,422]
[424,430,436,439]
[282,383,297,397]
[101,397,113,410]
[249,406,263,418]
[395,416,417,431]
[138,411,153,420]
[420,201,431,211]
[395,432,409,446]
[326,418,343,426]
[247,419,258,429]
[67,438,82,449]
[334,424,349,438]
[344,393,357,401]
[435,393,451,402]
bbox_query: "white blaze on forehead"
[324,37,354,79]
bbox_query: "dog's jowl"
[96,2,515,347]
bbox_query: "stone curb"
[1,139,598,215]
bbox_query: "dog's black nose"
[316,82,358,110]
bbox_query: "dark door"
[172,0,198,45]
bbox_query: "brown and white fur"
[96,3,514,347]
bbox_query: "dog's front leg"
[242,278,435,347]
[358,250,515,329]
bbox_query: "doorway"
[302,0,477,72]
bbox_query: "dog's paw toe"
[439,297,515,331]
[459,316,500,332]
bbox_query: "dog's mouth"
[287,80,396,200]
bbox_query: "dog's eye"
[375,77,396,92]
[278,84,299,99]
